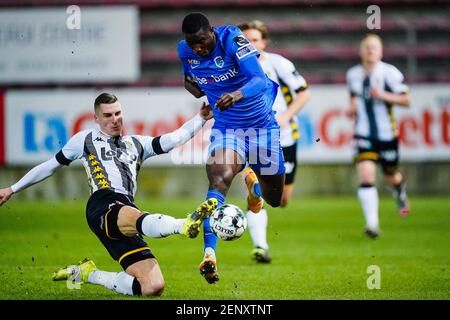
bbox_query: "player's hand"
[370,87,385,100]
[215,91,243,111]
[199,102,213,120]
[275,112,290,129]
[0,187,13,206]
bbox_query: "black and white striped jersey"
[259,52,308,147]
[346,61,409,141]
[55,129,164,198]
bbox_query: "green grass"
[0,196,449,300]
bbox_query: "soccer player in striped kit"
[0,93,217,296]
[239,20,310,262]
[346,34,411,239]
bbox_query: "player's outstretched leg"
[130,200,217,240]
[200,149,242,284]
[53,258,163,296]
[52,258,97,284]
[182,198,218,238]
[241,167,264,213]
[254,172,285,208]
[199,190,225,284]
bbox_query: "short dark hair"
[94,93,118,112]
[182,13,210,34]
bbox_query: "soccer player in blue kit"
[178,13,286,284]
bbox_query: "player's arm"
[347,94,358,119]
[215,55,265,111]
[370,88,411,107]
[159,102,211,152]
[346,69,358,119]
[0,130,85,206]
[142,102,212,157]
[275,60,311,127]
[0,158,62,206]
[183,75,205,98]
[370,66,411,107]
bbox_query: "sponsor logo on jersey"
[381,150,397,161]
[188,59,200,65]
[101,147,138,164]
[188,59,201,69]
[192,68,239,85]
[94,137,104,142]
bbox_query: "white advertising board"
[0,7,139,83]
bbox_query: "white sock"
[140,214,185,238]
[246,208,269,250]
[88,270,135,295]
[358,186,379,232]
[204,247,216,261]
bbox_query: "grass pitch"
[0,196,449,300]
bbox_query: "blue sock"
[203,190,225,252]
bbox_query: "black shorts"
[353,135,399,173]
[282,144,298,185]
[86,189,155,270]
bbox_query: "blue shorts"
[208,125,286,176]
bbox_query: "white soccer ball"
[209,204,247,241]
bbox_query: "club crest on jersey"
[214,56,224,68]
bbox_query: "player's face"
[242,28,266,53]
[360,37,383,64]
[95,101,123,137]
[184,27,216,57]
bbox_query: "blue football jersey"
[178,25,278,129]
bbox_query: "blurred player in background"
[178,13,286,283]
[0,93,217,297]
[346,34,411,239]
[238,20,310,263]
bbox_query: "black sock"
[132,277,142,296]
[136,213,149,235]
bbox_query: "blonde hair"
[361,33,383,47]
[237,20,269,40]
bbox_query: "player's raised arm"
[274,58,310,128]
[0,157,62,206]
[159,102,212,153]
[138,102,212,159]
[0,129,86,206]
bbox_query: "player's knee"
[118,208,143,237]
[209,174,233,192]
[266,197,281,208]
[280,197,289,208]
[382,165,398,176]
[141,279,165,297]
